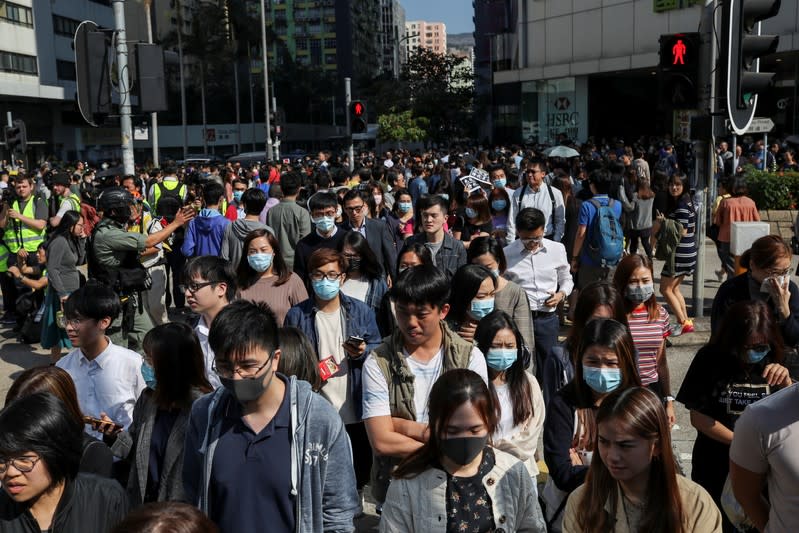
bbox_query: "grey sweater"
[619,186,654,230]
[46,235,85,297]
[183,375,359,532]
[219,219,273,268]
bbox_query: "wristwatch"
[664,395,675,403]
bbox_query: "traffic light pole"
[144,0,159,167]
[345,77,353,172]
[112,0,135,176]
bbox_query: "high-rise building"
[380,0,406,77]
[405,20,447,56]
[0,0,115,162]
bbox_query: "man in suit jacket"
[341,189,397,281]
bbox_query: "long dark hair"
[576,387,683,533]
[45,209,82,250]
[566,282,629,355]
[337,231,383,280]
[666,172,692,214]
[711,300,785,368]
[278,326,322,391]
[396,242,434,272]
[474,310,533,427]
[466,236,507,273]
[142,323,213,409]
[393,369,497,479]
[236,229,291,289]
[448,264,497,325]
[613,254,659,321]
[6,366,85,429]
[0,392,83,488]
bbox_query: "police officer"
[91,187,194,352]
[0,174,47,324]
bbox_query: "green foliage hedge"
[743,167,799,210]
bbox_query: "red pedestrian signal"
[658,33,700,109]
[672,39,686,65]
[350,100,367,134]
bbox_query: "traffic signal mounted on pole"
[658,33,700,109]
[722,0,781,135]
[4,120,26,154]
[350,101,367,134]
[269,111,277,139]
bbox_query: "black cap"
[52,172,71,187]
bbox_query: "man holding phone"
[284,248,381,495]
[56,282,145,439]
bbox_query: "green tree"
[378,110,429,145]
[401,48,474,142]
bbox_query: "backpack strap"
[517,182,528,212]
[546,183,555,218]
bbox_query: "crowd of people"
[0,138,797,533]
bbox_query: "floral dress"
[445,447,496,532]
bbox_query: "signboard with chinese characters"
[654,0,702,13]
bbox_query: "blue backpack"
[587,198,623,267]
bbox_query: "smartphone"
[83,415,122,432]
[345,335,365,346]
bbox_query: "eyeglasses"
[344,204,365,213]
[0,455,41,474]
[180,281,216,294]
[64,317,90,328]
[764,267,791,278]
[310,271,343,282]
[312,210,337,218]
[212,355,272,378]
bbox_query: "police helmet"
[97,186,133,212]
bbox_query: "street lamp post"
[394,32,419,79]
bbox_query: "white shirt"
[503,238,573,312]
[56,338,145,438]
[315,308,358,424]
[195,316,222,389]
[507,183,566,242]
[362,345,489,423]
[341,278,369,303]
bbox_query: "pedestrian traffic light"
[723,0,781,135]
[658,33,700,109]
[74,20,112,126]
[269,110,277,138]
[4,120,26,153]
[350,101,367,134]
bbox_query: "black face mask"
[347,258,362,272]
[440,435,488,466]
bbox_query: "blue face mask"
[465,207,478,219]
[233,190,244,202]
[440,193,450,201]
[312,278,340,301]
[486,348,517,371]
[582,365,621,394]
[491,199,508,211]
[746,347,770,364]
[470,298,495,319]
[141,361,157,389]
[493,178,507,188]
[247,253,273,273]
[313,216,336,233]
[398,202,412,213]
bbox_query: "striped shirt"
[628,304,669,386]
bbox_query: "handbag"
[720,475,759,532]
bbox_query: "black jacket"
[341,218,398,278]
[0,474,128,533]
[711,272,799,346]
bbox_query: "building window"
[53,14,81,36]
[296,38,307,50]
[310,39,321,65]
[56,59,76,80]
[324,38,335,49]
[0,1,34,27]
[325,54,336,65]
[0,51,37,75]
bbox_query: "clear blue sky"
[402,0,474,34]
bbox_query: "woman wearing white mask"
[474,310,545,492]
[613,254,674,425]
[237,228,308,325]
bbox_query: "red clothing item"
[628,304,669,386]
[716,196,760,243]
[225,203,239,221]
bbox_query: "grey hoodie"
[220,219,273,268]
[182,375,359,533]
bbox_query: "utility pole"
[260,0,273,160]
[176,0,188,160]
[345,77,353,171]
[112,0,135,175]
[143,0,159,167]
